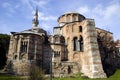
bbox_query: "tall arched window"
[79,36,83,51]
[79,26,82,32]
[20,41,28,53]
[73,37,78,51]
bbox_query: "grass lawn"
[0,70,120,80]
[0,75,22,80]
[53,69,120,80]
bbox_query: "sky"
[0,0,120,40]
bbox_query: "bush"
[29,65,47,80]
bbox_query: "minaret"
[32,8,39,28]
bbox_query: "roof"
[11,27,46,36]
[96,27,113,34]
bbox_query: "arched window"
[54,37,59,43]
[68,65,71,74]
[73,15,76,21]
[60,36,65,43]
[79,26,82,32]
[14,55,17,59]
[54,51,60,57]
[78,16,81,21]
[67,15,71,22]
[79,36,83,51]
[73,37,78,51]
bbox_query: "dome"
[58,11,85,23]
[64,11,80,15]
[12,28,46,36]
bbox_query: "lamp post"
[50,49,53,80]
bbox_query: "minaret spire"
[32,7,39,28]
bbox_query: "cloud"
[40,16,57,21]
[75,0,120,40]
[21,0,34,10]
[2,2,15,13]
[76,1,120,20]
[21,0,50,11]
[93,3,120,20]
[2,2,20,15]
[104,3,120,19]
[39,14,57,21]
[75,1,120,24]
[2,2,10,8]
[21,0,56,21]
[30,0,50,7]
[31,10,57,21]
[0,22,13,34]
[77,6,90,14]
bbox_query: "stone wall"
[52,61,79,77]
[82,19,106,78]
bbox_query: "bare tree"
[97,31,118,77]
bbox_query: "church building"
[6,9,113,78]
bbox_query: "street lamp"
[50,49,53,80]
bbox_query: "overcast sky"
[0,0,120,40]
